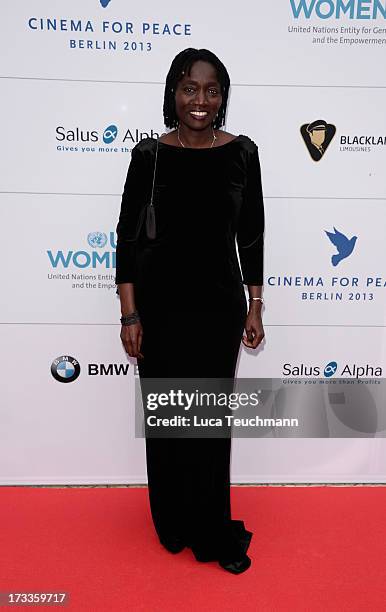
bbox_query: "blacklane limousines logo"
[301,119,386,157]
[300,119,336,161]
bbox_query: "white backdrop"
[1,0,385,483]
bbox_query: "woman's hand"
[120,322,144,358]
[242,304,265,349]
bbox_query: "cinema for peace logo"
[300,119,336,161]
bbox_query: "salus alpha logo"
[56,125,159,154]
[100,0,112,6]
[283,360,382,378]
[282,361,334,377]
[301,119,336,161]
[325,227,357,266]
[51,356,81,383]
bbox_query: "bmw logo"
[103,124,118,144]
[51,356,81,383]
[87,231,107,248]
[324,361,337,378]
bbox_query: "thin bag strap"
[145,137,159,240]
[149,137,159,208]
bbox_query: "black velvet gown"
[115,134,265,564]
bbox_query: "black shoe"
[219,554,251,574]
[192,549,219,562]
[159,537,186,554]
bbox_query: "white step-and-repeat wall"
[1,0,385,483]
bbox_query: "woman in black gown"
[115,48,265,574]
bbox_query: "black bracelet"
[120,311,140,326]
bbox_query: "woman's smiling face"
[174,60,223,131]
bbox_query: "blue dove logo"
[325,227,357,267]
[100,0,111,7]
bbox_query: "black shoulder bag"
[115,139,159,295]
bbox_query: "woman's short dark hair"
[163,48,231,130]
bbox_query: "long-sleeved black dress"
[115,134,265,564]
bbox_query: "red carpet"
[0,486,385,611]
